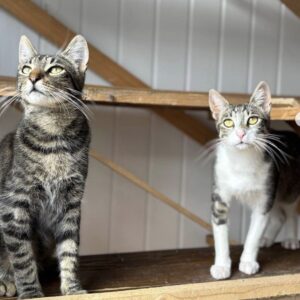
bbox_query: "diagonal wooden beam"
[0,0,216,145]
[281,0,300,18]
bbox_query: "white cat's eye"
[223,119,234,128]
[22,66,31,74]
[48,66,64,75]
[248,116,259,126]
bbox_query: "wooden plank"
[0,0,216,145]
[282,0,300,19]
[7,245,300,299]
[41,275,300,300]
[1,77,299,122]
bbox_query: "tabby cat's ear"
[209,89,229,120]
[19,35,37,65]
[61,35,89,73]
[249,81,271,115]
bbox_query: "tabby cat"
[0,35,90,298]
[209,81,300,280]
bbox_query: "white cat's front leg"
[240,209,269,275]
[210,194,231,280]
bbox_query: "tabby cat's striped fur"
[0,35,90,298]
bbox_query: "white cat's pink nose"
[236,129,246,140]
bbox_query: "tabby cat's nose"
[29,70,43,84]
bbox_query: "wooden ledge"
[0,77,299,120]
[6,244,299,299]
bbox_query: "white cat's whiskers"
[256,136,291,165]
[196,138,224,165]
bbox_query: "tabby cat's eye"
[22,66,31,74]
[248,116,259,126]
[48,66,64,75]
[223,119,234,128]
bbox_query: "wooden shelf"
[4,244,299,299]
[0,77,299,121]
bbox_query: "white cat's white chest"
[215,145,271,197]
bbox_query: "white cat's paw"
[260,237,274,248]
[239,261,260,275]
[281,239,300,250]
[210,265,231,280]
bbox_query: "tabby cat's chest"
[214,145,271,194]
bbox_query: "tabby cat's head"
[209,82,271,149]
[17,35,89,108]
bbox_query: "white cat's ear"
[19,35,37,64]
[61,35,89,73]
[209,89,229,120]
[250,81,271,115]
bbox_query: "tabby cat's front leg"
[55,179,86,296]
[210,193,231,280]
[1,194,43,299]
[239,209,269,275]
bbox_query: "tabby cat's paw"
[210,265,231,280]
[239,261,259,275]
[281,239,300,250]
[259,237,274,248]
[0,280,16,297]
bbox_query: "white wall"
[0,0,299,255]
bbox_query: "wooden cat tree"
[0,0,300,299]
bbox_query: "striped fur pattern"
[208,82,300,280]
[0,35,90,298]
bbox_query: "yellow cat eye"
[48,66,64,75]
[248,116,259,126]
[223,119,234,128]
[22,66,31,74]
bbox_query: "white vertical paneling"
[189,0,222,91]
[0,0,299,254]
[0,10,39,77]
[109,108,150,252]
[81,0,120,86]
[146,116,183,250]
[108,0,155,253]
[145,0,189,250]
[118,0,155,85]
[220,0,252,92]
[248,0,281,91]
[154,0,189,90]
[280,4,300,95]
[80,0,121,253]
[180,139,213,247]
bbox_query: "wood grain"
[1,77,298,121]
[0,0,216,145]
[4,244,299,299]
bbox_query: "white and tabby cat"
[209,81,300,280]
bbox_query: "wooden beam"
[0,0,215,145]
[33,273,300,300]
[281,0,300,18]
[89,149,213,232]
[1,77,299,121]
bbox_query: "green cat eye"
[223,119,234,128]
[248,116,259,126]
[22,66,31,74]
[48,66,64,75]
